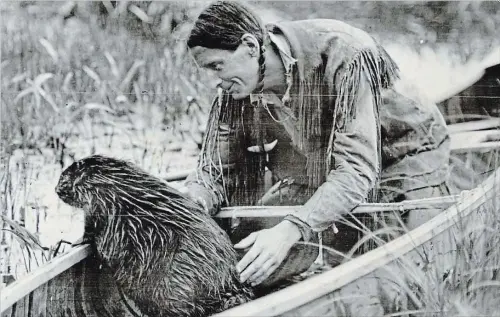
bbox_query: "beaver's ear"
[74,160,82,170]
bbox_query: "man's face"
[190,43,260,100]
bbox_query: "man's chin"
[231,92,247,100]
[228,85,254,100]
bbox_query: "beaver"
[55,155,254,317]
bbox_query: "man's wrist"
[281,219,302,242]
[282,214,313,242]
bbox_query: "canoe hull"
[1,254,134,317]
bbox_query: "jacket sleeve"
[290,72,380,235]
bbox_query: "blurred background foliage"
[10,1,500,59]
[2,0,498,155]
[56,1,500,62]
[259,1,500,61]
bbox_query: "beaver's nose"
[55,183,64,196]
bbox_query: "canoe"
[1,121,499,317]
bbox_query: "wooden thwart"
[212,166,500,317]
[447,118,500,134]
[164,168,195,182]
[214,195,458,218]
[450,141,500,153]
[450,129,500,150]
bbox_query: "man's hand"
[234,220,302,286]
[178,185,214,215]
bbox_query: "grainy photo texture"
[1,1,500,316]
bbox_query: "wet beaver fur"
[55,155,254,317]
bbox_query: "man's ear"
[241,33,260,57]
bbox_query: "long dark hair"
[188,0,267,90]
[188,1,264,50]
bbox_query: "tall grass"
[1,1,213,281]
[290,150,500,316]
[256,1,500,64]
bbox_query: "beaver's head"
[56,154,206,237]
[56,155,139,209]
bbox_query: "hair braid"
[256,33,268,93]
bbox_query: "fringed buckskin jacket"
[185,19,450,238]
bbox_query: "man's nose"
[214,79,222,89]
[216,79,232,90]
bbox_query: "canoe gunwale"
[0,244,91,314]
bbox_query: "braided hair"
[256,34,267,92]
[187,0,268,91]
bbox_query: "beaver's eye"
[72,172,87,187]
[60,174,69,185]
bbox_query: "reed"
[1,1,210,281]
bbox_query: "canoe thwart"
[214,194,459,218]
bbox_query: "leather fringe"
[327,44,400,202]
[328,45,400,252]
[287,66,327,196]
[196,89,267,206]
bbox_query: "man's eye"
[209,63,222,71]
